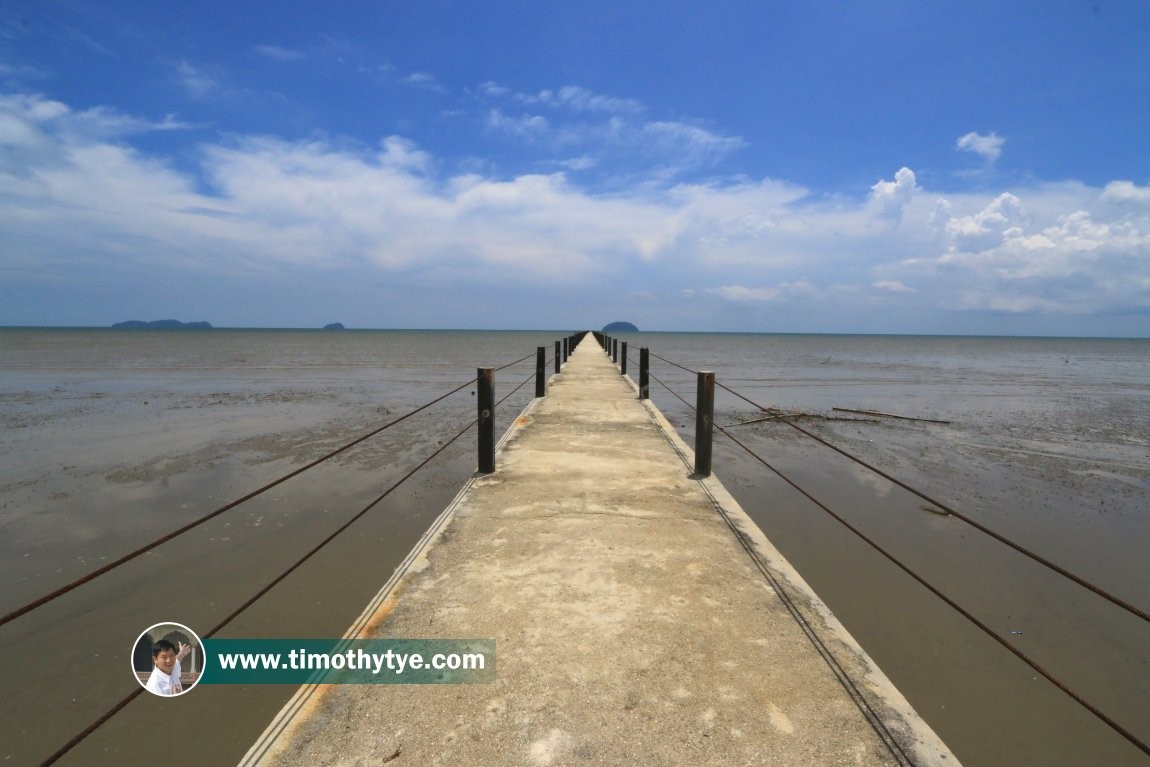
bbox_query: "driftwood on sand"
[726,410,878,427]
[832,407,951,425]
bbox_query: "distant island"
[323,323,346,330]
[602,321,638,332]
[112,319,213,329]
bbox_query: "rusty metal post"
[694,371,714,477]
[478,367,495,474]
[555,341,561,374]
[621,341,628,376]
[639,347,649,399]
[535,346,546,397]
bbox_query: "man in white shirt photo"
[144,638,191,696]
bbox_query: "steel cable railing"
[39,364,543,766]
[3,352,539,629]
[649,350,1150,625]
[714,422,1150,758]
[638,348,1150,757]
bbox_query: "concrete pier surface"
[242,337,959,766]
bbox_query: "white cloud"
[873,280,914,293]
[956,131,1005,164]
[3,90,1149,327]
[707,285,782,302]
[706,283,820,303]
[403,72,445,92]
[176,61,216,98]
[534,86,644,115]
[558,155,597,171]
[941,192,1026,252]
[478,81,511,98]
[870,166,919,219]
[1101,180,1150,206]
[482,84,746,177]
[640,121,747,164]
[0,94,190,178]
[253,45,305,62]
[487,109,549,137]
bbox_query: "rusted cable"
[645,349,1149,625]
[39,368,540,766]
[714,423,1150,758]
[40,415,479,766]
[495,351,537,371]
[649,370,695,411]
[3,356,542,628]
[709,378,1150,625]
[649,350,696,374]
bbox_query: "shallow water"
[1,328,1148,765]
[630,331,1150,766]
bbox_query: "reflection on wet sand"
[1,330,1147,766]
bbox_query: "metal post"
[694,371,714,477]
[612,338,618,364]
[563,337,568,362]
[639,347,649,399]
[535,346,546,397]
[555,341,561,374]
[478,367,495,474]
[621,341,628,376]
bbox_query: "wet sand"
[649,370,1150,767]
[0,360,541,766]
[2,330,1148,765]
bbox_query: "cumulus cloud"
[941,192,1026,252]
[956,131,1005,164]
[3,90,1149,328]
[870,166,919,219]
[1101,180,1150,206]
[913,186,1150,314]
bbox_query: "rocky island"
[602,321,638,332]
[112,319,213,329]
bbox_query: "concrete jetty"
[242,337,958,766]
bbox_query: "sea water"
[1,328,1148,765]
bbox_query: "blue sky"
[2,1,1149,334]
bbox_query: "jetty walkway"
[242,337,957,766]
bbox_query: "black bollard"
[639,347,649,400]
[694,371,714,477]
[535,347,546,397]
[478,367,495,474]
